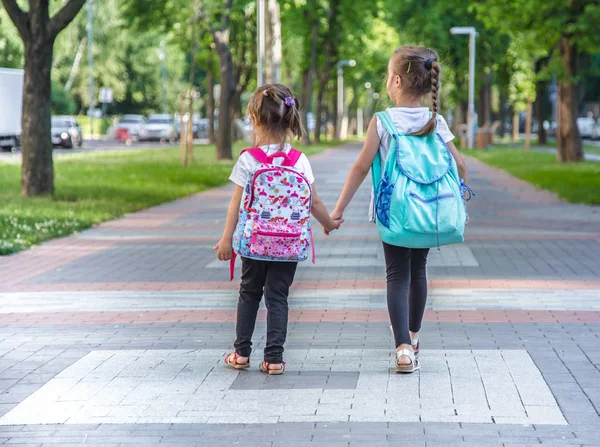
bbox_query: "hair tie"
[424,58,436,70]
[283,96,295,107]
[263,90,269,97]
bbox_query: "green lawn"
[495,137,600,156]
[0,140,342,255]
[467,146,600,205]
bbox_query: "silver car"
[118,114,146,139]
[51,116,83,149]
[139,114,177,142]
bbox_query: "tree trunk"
[534,59,548,145]
[314,82,325,143]
[207,58,216,143]
[300,68,312,145]
[557,35,583,162]
[21,38,55,196]
[512,112,519,142]
[498,91,507,137]
[332,80,339,140]
[300,5,318,145]
[230,92,242,120]
[265,0,282,83]
[215,41,234,160]
[478,83,491,127]
[525,101,532,152]
[535,85,547,145]
[314,0,339,143]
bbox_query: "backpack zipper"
[255,230,301,237]
[408,191,454,203]
[248,167,312,207]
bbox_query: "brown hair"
[389,46,440,136]
[247,84,304,147]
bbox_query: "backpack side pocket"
[375,172,394,228]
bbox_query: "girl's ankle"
[396,343,413,352]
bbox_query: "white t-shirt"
[229,143,315,187]
[369,107,455,221]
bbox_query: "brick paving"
[0,142,599,445]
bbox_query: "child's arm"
[332,117,380,219]
[214,185,244,261]
[446,140,471,223]
[446,140,468,184]
[311,185,343,233]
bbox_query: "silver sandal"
[411,335,420,359]
[395,348,420,373]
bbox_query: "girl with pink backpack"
[214,84,343,374]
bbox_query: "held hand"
[323,215,344,236]
[330,208,344,222]
[213,239,233,261]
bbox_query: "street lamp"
[159,39,167,114]
[257,0,266,86]
[337,59,356,139]
[360,82,373,135]
[450,26,477,149]
[87,0,95,139]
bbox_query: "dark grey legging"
[382,243,430,347]
[234,257,297,363]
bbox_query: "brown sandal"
[224,352,250,370]
[259,361,285,375]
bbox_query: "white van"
[0,68,24,152]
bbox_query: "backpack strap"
[240,147,268,163]
[376,110,398,138]
[229,251,237,281]
[286,148,303,166]
[241,147,303,167]
[372,111,398,187]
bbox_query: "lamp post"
[364,82,373,130]
[257,0,266,86]
[87,0,95,139]
[336,59,356,140]
[450,26,477,149]
[159,39,167,114]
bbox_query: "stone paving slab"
[1,288,600,312]
[0,349,566,426]
[1,143,600,445]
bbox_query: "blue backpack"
[372,111,468,248]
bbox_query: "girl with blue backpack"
[215,84,343,375]
[331,46,471,373]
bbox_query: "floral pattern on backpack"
[230,148,315,280]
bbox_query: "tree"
[2,0,87,196]
[475,0,600,162]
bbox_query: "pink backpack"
[230,148,315,280]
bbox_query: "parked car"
[577,117,596,139]
[139,114,177,142]
[51,116,83,149]
[592,120,600,140]
[117,114,146,140]
[195,119,209,139]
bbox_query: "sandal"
[411,335,420,359]
[395,348,419,374]
[259,361,286,375]
[224,351,250,370]
[388,325,420,359]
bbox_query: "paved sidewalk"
[0,142,599,445]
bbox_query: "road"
[0,139,209,163]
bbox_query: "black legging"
[383,243,430,348]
